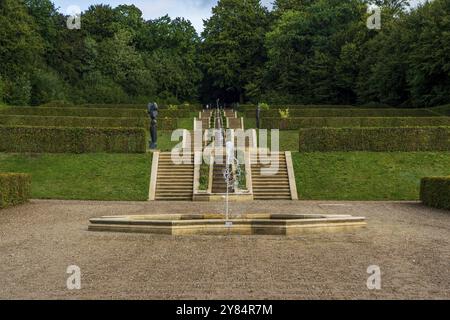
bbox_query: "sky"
[51,0,428,33]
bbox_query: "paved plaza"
[0,200,449,299]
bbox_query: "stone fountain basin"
[88,214,366,236]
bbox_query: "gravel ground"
[0,200,449,300]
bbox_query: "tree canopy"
[0,0,448,107]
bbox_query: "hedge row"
[0,115,149,129]
[0,126,147,153]
[421,177,450,210]
[82,104,202,110]
[429,105,450,116]
[240,104,357,111]
[158,110,196,118]
[298,127,450,152]
[40,102,202,110]
[262,117,450,130]
[0,115,187,131]
[246,108,436,118]
[0,173,32,209]
[0,107,146,118]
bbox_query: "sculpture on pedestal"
[147,102,158,149]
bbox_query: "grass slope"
[293,152,450,200]
[0,153,152,201]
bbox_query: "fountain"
[88,104,366,235]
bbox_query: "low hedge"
[298,127,450,152]
[429,105,450,116]
[0,107,146,118]
[0,115,184,131]
[262,117,450,130]
[0,115,149,129]
[81,104,202,110]
[0,173,32,209]
[421,177,450,210]
[241,104,357,111]
[0,126,147,153]
[246,108,436,118]
[158,110,195,118]
[37,102,202,110]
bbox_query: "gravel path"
[0,200,449,300]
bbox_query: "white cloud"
[52,0,429,33]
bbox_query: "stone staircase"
[154,152,194,201]
[251,152,295,200]
[149,107,298,202]
[212,155,234,194]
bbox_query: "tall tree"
[264,0,367,104]
[201,0,270,103]
[0,0,43,104]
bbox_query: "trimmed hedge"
[298,127,450,152]
[0,107,146,118]
[246,108,436,118]
[240,104,357,111]
[0,115,149,129]
[262,117,450,130]
[421,177,450,210]
[429,105,450,116]
[0,173,31,209]
[81,104,202,110]
[0,126,147,153]
[37,102,202,110]
[158,110,195,118]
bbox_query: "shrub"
[0,173,31,209]
[421,177,450,210]
[158,110,194,118]
[4,75,32,106]
[259,103,270,111]
[298,127,450,152]
[430,105,450,116]
[262,117,450,130]
[0,106,147,118]
[279,108,290,119]
[79,104,202,110]
[0,115,149,129]
[167,104,178,111]
[30,69,68,106]
[79,72,128,104]
[40,100,75,108]
[246,108,436,118]
[0,126,146,153]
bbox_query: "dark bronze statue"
[147,102,158,149]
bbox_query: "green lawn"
[293,152,450,200]
[178,117,194,130]
[157,130,184,152]
[0,153,152,201]
[257,130,298,151]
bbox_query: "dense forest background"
[0,0,448,107]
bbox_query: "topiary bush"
[0,173,32,209]
[246,108,436,118]
[298,127,450,152]
[421,177,450,210]
[262,117,450,130]
[0,126,147,153]
[0,106,147,118]
[0,115,149,129]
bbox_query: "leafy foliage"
[421,177,450,210]
[0,0,448,107]
[0,173,31,209]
